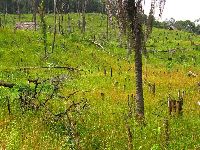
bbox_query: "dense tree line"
[0,0,104,14]
[0,0,199,35]
[153,17,200,35]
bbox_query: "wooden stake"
[104,68,106,76]
[131,94,135,115]
[163,119,170,147]
[7,96,11,115]
[110,67,113,77]
[123,85,126,92]
[152,83,156,96]
[177,90,183,115]
[172,100,176,113]
[126,123,133,150]
[168,96,172,115]
[101,92,105,100]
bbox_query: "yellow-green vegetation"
[0,14,200,149]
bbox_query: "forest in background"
[0,0,200,35]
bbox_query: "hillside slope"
[0,20,200,149]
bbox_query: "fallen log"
[15,22,39,30]
[17,66,80,71]
[147,49,176,53]
[0,80,15,88]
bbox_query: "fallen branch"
[147,49,176,53]
[17,66,81,71]
[88,39,104,49]
[55,99,87,118]
[0,80,15,88]
[58,91,79,100]
[188,71,197,77]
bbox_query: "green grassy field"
[0,14,200,150]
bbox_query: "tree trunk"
[32,0,37,31]
[17,0,21,22]
[52,0,57,53]
[106,11,109,40]
[67,14,72,33]
[0,18,2,28]
[5,1,7,15]
[127,0,144,120]
[3,1,7,27]
[126,30,133,58]
[81,0,87,33]
[134,21,144,119]
[39,1,47,58]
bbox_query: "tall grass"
[0,14,200,149]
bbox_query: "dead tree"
[110,0,166,121]
[32,0,37,31]
[3,1,7,27]
[38,1,48,57]
[81,0,87,33]
[105,0,116,40]
[0,17,2,27]
[52,0,57,53]
[116,0,127,47]
[17,0,21,22]
[57,0,65,34]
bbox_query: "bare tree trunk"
[126,30,133,58]
[52,0,57,53]
[47,0,50,13]
[39,1,47,58]
[32,0,37,31]
[5,1,7,15]
[81,0,87,33]
[67,14,72,33]
[58,13,61,33]
[126,0,144,120]
[0,18,2,28]
[3,1,7,27]
[106,11,109,40]
[134,21,144,119]
[17,0,21,22]
[61,14,64,34]
[117,0,126,47]
[105,0,113,41]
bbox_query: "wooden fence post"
[168,95,172,115]
[131,94,135,115]
[152,83,156,96]
[104,68,106,76]
[7,96,11,115]
[126,123,133,150]
[168,91,184,116]
[171,100,176,113]
[148,82,156,95]
[163,119,170,147]
[110,67,113,77]
[123,85,126,92]
[127,95,131,117]
[177,90,183,115]
[101,92,105,100]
